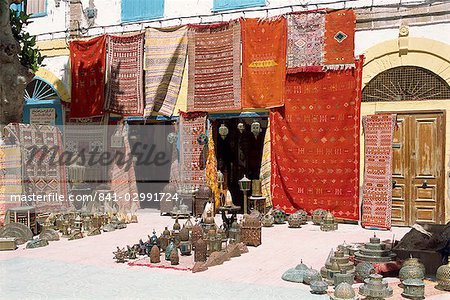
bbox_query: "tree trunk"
[0,0,33,127]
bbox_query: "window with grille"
[213,0,266,12]
[121,0,164,23]
[27,0,47,17]
[10,0,47,17]
[362,66,450,102]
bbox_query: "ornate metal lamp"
[219,123,228,140]
[436,261,450,291]
[238,175,251,214]
[359,274,393,299]
[228,220,241,244]
[237,122,245,133]
[251,120,261,139]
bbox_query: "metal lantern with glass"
[239,175,251,214]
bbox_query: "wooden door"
[390,112,445,226]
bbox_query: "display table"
[218,205,241,231]
[248,196,267,215]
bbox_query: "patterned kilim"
[109,125,139,211]
[104,33,145,116]
[144,26,188,117]
[179,112,207,188]
[270,59,363,219]
[286,11,325,73]
[241,17,287,109]
[3,124,69,213]
[187,21,241,112]
[260,122,272,208]
[323,9,355,70]
[69,35,106,118]
[0,145,22,224]
[64,125,107,183]
[361,114,396,230]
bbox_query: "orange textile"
[241,17,287,109]
[323,9,355,69]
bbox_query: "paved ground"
[0,209,447,299]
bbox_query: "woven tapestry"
[179,112,207,188]
[187,21,241,112]
[361,114,396,230]
[104,33,145,116]
[323,9,355,70]
[4,124,69,213]
[260,121,272,208]
[241,17,287,109]
[69,35,106,118]
[144,26,188,117]
[270,59,363,219]
[109,125,139,211]
[0,145,22,224]
[286,11,325,73]
[64,125,107,183]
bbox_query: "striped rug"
[187,21,241,112]
[144,26,188,117]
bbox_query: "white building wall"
[29,0,450,83]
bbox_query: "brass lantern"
[206,228,217,256]
[251,120,261,139]
[237,122,245,133]
[219,123,229,140]
[239,175,251,214]
[228,220,241,244]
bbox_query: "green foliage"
[9,8,45,72]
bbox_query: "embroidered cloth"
[105,33,145,116]
[361,114,396,230]
[144,26,188,117]
[241,17,287,108]
[187,21,241,112]
[69,35,107,118]
[270,59,363,219]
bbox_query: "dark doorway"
[214,117,267,211]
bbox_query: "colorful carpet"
[0,145,22,224]
[286,10,326,73]
[187,21,241,112]
[361,114,397,230]
[260,121,272,208]
[64,124,108,183]
[270,59,363,219]
[3,124,69,213]
[69,35,106,118]
[144,26,188,117]
[241,17,287,109]
[128,256,193,271]
[105,33,145,116]
[109,125,139,211]
[179,112,207,188]
[323,9,355,70]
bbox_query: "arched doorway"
[362,66,449,226]
[22,77,64,127]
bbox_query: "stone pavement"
[0,209,447,299]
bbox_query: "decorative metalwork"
[24,78,59,101]
[362,66,450,102]
[219,123,229,139]
[402,279,425,300]
[310,280,328,294]
[436,261,450,291]
[354,234,397,263]
[303,268,321,285]
[359,274,393,299]
[0,222,33,245]
[320,211,338,231]
[331,282,359,300]
[282,268,304,283]
[355,261,376,282]
[312,209,327,225]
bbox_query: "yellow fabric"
[206,129,220,210]
[260,121,272,207]
[172,62,188,116]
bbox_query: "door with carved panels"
[391,112,445,226]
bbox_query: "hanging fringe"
[287,66,324,73]
[322,63,355,71]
